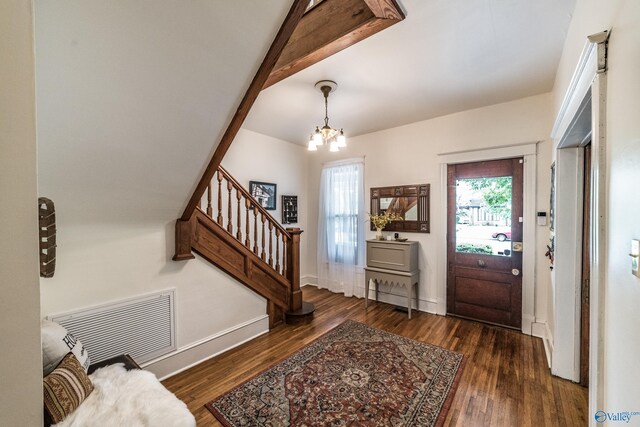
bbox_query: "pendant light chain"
[324,92,329,127]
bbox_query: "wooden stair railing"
[174,166,305,328]
[172,0,313,328]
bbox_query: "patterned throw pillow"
[42,319,90,375]
[43,353,94,424]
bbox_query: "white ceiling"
[244,0,577,145]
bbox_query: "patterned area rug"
[206,320,465,426]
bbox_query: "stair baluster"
[268,223,274,267]
[216,171,223,225]
[174,164,309,327]
[207,183,213,217]
[236,190,242,241]
[227,181,233,234]
[282,232,287,276]
[275,229,281,273]
[253,207,259,255]
[261,214,266,261]
[245,199,251,248]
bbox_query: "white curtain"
[317,159,365,297]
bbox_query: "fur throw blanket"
[55,364,195,427]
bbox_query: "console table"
[364,239,419,319]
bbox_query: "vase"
[376,227,384,240]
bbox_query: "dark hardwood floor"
[163,286,588,426]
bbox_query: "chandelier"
[308,80,346,152]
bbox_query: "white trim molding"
[301,275,318,286]
[550,32,609,424]
[531,320,553,368]
[552,43,598,142]
[143,315,269,380]
[438,142,539,335]
[552,148,585,381]
[360,284,439,314]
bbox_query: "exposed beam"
[264,0,404,89]
[363,0,404,19]
[180,0,309,221]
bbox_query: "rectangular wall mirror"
[370,184,430,233]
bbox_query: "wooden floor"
[163,287,588,426]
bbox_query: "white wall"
[222,129,310,279]
[38,127,306,378]
[0,1,43,424]
[553,0,640,412]
[305,94,555,325]
[35,0,304,379]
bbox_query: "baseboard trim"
[301,275,317,286]
[531,320,553,368]
[531,321,546,338]
[544,322,554,368]
[360,284,438,314]
[143,315,269,380]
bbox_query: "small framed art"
[249,181,277,210]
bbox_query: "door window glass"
[455,177,512,256]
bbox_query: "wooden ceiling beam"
[263,0,404,89]
[363,0,404,19]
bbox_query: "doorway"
[447,158,524,328]
[580,143,592,387]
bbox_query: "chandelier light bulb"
[337,129,346,147]
[313,127,323,145]
[329,141,339,152]
[308,135,318,151]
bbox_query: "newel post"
[173,217,196,261]
[285,228,303,312]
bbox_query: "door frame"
[551,31,608,422]
[437,142,538,335]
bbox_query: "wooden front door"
[447,158,523,329]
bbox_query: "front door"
[447,158,524,328]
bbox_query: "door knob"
[477,259,486,267]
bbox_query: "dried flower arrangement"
[368,211,402,230]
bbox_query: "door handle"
[477,259,486,268]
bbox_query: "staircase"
[173,166,313,328]
[171,0,315,328]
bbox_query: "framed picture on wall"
[249,181,277,210]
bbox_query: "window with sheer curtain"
[317,159,364,297]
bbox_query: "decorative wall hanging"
[39,197,56,277]
[282,195,298,224]
[370,184,430,233]
[545,237,555,270]
[249,181,277,210]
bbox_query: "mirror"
[370,184,430,233]
[380,196,418,220]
